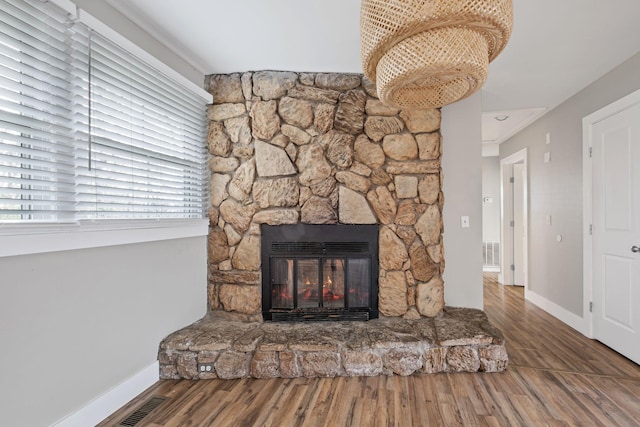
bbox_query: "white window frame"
[0,0,212,257]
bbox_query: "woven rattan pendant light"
[361,0,513,109]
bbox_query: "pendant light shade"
[361,0,513,109]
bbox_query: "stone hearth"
[159,307,507,380]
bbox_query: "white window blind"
[0,0,208,224]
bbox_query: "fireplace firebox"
[261,224,379,321]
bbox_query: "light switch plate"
[544,152,551,163]
[461,216,470,228]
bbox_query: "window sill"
[0,219,210,258]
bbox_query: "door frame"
[499,148,528,289]
[583,88,640,340]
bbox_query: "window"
[0,0,209,224]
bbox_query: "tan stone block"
[159,365,180,379]
[447,346,480,372]
[301,196,338,224]
[364,116,404,142]
[210,173,230,208]
[208,103,246,121]
[422,347,447,373]
[415,204,442,246]
[336,171,371,194]
[228,160,255,201]
[386,160,440,174]
[427,242,444,264]
[379,227,408,271]
[396,226,417,245]
[279,96,313,128]
[378,271,408,317]
[382,134,418,160]
[207,121,232,156]
[395,200,420,226]
[210,270,261,286]
[208,73,244,104]
[233,144,254,159]
[209,156,239,173]
[338,186,376,224]
[350,161,372,177]
[395,175,418,199]
[370,169,392,186]
[342,351,383,376]
[241,72,252,101]
[215,351,251,379]
[250,100,280,140]
[416,132,441,160]
[327,133,355,169]
[231,234,261,271]
[410,241,438,283]
[279,351,301,378]
[219,199,256,234]
[219,284,261,315]
[281,124,311,146]
[383,348,422,376]
[252,71,297,100]
[367,186,396,224]
[287,84,340,104]
[334,90,367,134]
[354,134,386,169]
[407,285,416,307]
[285,142,297,162]
[301,352,341,377]
[208,227,229,265]
[250,351,280,378]
[297,144,332,186]
[176,352,199,379]
[254,140,296,177]
[418,174,440,205]
[416,276,444,317]
[315,73,362,91]
[253,209,299,225]
[224,116,251,144]
[479,345,509,372]
[253,177,299,208]
[400,109,440,133]
[314,103,336,134]
[365,99,400,116]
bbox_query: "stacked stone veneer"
[206,71,446,321]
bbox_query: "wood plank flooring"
[98,274,640,426]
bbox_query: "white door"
[513,163,525,286]
[592,101,640,365]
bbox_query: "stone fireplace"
[206,71,445,322]
[157,71,508,380]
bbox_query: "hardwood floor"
[98,274,640,426]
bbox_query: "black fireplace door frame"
[261,224,379,321]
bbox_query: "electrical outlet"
[198,363,214,373]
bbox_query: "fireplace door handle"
[632,246,640,253]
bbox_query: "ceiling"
[107,0,640,148]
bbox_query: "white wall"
[500,52,640,319]
[0,237,207,427]
[441,93,484,309]
[482,156,502,243]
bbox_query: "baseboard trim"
[51,361,159,427]
[525,289,589,336]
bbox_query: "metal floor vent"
[116,396,167,427]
